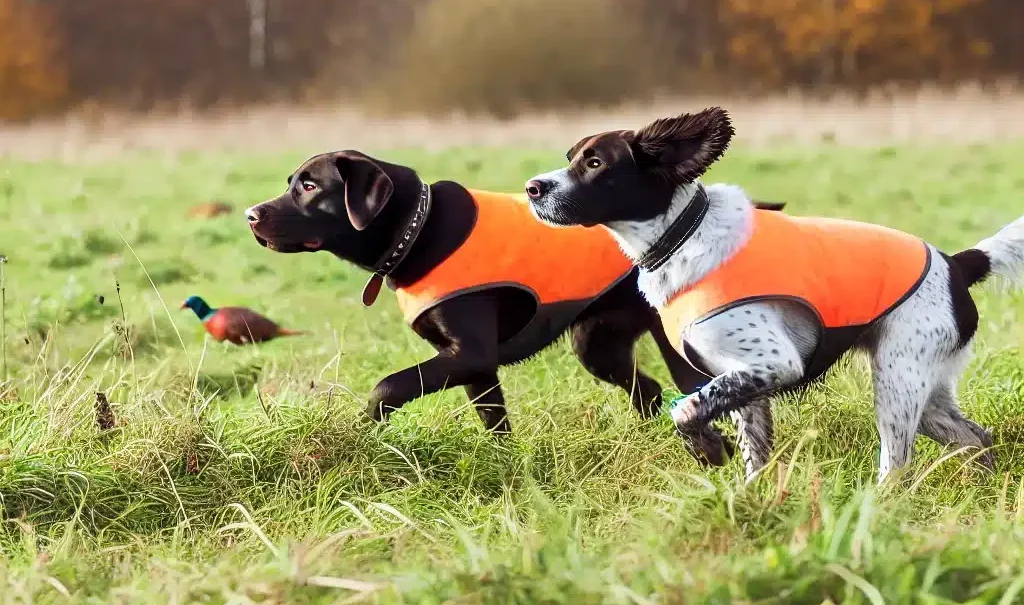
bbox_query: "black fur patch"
[944,251,981,349]
[951,248,992,288]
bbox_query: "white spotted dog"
[524,106,1024,483]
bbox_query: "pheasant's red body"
[203,307,302,344]
[182,296,304,345]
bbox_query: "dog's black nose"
[245,207,261,225]
[525,180,551,200]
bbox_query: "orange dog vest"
[662,209,930,382]
[394,189,633,344]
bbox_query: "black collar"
[636,184,710,272]
[361,181,432,306]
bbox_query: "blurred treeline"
[1,0,1021,120]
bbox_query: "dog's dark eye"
[585,158,602,169]
[301,181,317,193]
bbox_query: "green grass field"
[1,142,1024,604]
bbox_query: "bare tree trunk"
[820,0,838,88]
[842,44,857,85]
[698,0,714,71]
[247,0,266,73]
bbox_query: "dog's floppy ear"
[631,107,734,184]
[565,130,635,162]
[565,136,592,162]
[332,152,394,231]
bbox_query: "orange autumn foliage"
[722,0,983,88]
[0,0,68,120]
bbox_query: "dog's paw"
[364,399,392,423]
[973,436,996,472]
[356,412,379,430]
[670,393,731,467]
[669,393,702,432]
[473,408,512,436]
[366,380,404,423]
[683,424,733,467]
[976,449,996,472]
[967,421,996,471]
[722,433,736,459]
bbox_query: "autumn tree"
[722,0,985,89]
[0,0,67,120]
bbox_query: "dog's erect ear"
[332,152,394,231]
[565,130,635,162]
[631,107,734,184]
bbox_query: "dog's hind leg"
[570,272,669,417]
[465,374,511,434]
[917,348,994,470]
[918,381,994,470]
[870,351,934,483]
[914,243,997,471]
[570,311,663,418]
[868,246,965,482]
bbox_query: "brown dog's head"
[246,151,404,265]
[524,107,734,227]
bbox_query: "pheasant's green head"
[181,295,215,321]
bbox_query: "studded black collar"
[361,181,432,306]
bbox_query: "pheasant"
[180,295,305,344]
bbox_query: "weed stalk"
[115,278,138,395]
[1,255,7,383]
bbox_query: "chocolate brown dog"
[245,150,782,462]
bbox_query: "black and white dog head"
[524,107,734,227]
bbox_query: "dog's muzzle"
[252,232,273,249]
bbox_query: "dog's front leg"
[671,368,783,431]
[671,366,795,482]
[674,301,815,480]
[465,374,510,434]
[671,367,787,483]
[365,351,499,422]
[366,295,501,426]
[729,400,773,481]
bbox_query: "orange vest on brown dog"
[661,209,930,382]
[395,190,633,340]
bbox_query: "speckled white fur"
[605,182,754,309]
[608,185,1023,483]
[862,246,993,481]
